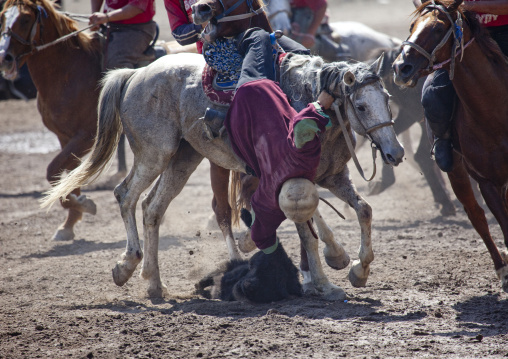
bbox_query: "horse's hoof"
[238,231,256,253]
[303,282,347,301]
[302,281,318,296]
[112,262,136,287]
[147,283,168,298]
[323,247,350,270]
[322,285,347,302]
[51,227,75,241]
[496,263,508,293]
[348,260,370,287]
[77,195,97,215]
[440,202,456,217]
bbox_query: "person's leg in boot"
[236,28,276,89]
[421,69,457,172]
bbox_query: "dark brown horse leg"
[447,160,508,291]
[209,161,241,260]
[414,122,456,216]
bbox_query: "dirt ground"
[1,0,508,358]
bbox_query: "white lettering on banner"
[477,13,499,24]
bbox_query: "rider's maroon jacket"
[225,79,330,250]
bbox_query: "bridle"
[400,1,474,80]
[1,3,47,52]
[1,2,93,62]
[334,78,394,182]
[212,0,265,24]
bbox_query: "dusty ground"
[1,0,508,358]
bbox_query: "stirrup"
[202,107,227,140]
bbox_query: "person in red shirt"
[419,0,508,172]
[88,0,157,70]
[164,0,204,53]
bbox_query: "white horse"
[42,52,404,299]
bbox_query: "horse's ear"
[369,52,385,76]
[412,0,422,8]
[343,71,356,86]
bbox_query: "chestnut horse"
[393,0,508,292]
[0,0,138,240]
[0,0,105,241]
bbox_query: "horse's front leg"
[296,222,347,301]
[319,167,374,287]
[473,178,508,292]
[48,135,96,241]
[313,208,350,270]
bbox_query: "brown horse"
[0,0,110,240]
[393,0,508,292]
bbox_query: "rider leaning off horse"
[421,0,508,172]
[194,13,342,265]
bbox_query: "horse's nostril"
[400,64,413,76]
[3,53,14,64]
[196,4,212,15]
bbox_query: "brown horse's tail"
[40,68,136,209]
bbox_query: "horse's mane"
[414,0,507,65]
[1,0,99,54]
[280,54,382,102]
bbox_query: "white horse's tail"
[40,68,136,209]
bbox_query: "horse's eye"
[357,105,366,112]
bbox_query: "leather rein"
[333,79,394,182]
[400,1,474,80]
[1,3,93,62]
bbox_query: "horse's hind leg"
[447,161,508,292]
[112,157,167,288]
[140,142,204,297]
[296,222,347,301]
[312,208,350,270]
[210,162,241,260]
[319,168,373,287]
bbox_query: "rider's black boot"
[431,134,454,172]
[202,107,227,140]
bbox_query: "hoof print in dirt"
[196,244,302,303]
